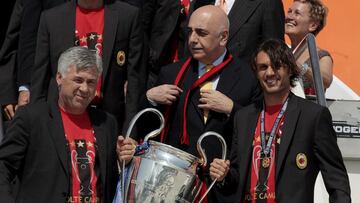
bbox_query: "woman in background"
[285,0,332,95]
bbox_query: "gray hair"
[57,46,102,77]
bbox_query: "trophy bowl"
[124,140,203,203]
[121,108,227,203]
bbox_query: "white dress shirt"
[198,50,227,90]
[214,0,235,15]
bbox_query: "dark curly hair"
[251,39,299,87]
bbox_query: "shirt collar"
[198,50,227,73]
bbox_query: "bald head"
[188,5,230,64]
[191,5,230,32]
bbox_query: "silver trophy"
[121,108,227,203]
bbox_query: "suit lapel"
[62,2,76,49]
[216,59,240,96]
[228,0,262,42]
[239,104,261,189]
[102,4,118,85]
[276,95,300,181]
[89,109,108,188]
[47,101,69,178]
[187,62,204,121]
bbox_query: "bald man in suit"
[189,0,285,61]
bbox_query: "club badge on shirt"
[296,153,308,169]
[117,50,126,66]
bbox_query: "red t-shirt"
[60,107,100,203]
[243,104,285,203]
[75,6,104,104]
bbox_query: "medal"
[262,157,270,168]
[260,98,289,169]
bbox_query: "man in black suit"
[210,39,351,202]
[16,0,143,111]
[29,0,145,134]
[0,47,120,202]
[190,0,285,61]
[146,5,260,202]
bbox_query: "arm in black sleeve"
[122,7,146,137]
[0,107,30,202]
[261,0,285,41]
[29,12,51,103]
[0,0,23,105]
[17,0,43,87]
[314,107,351,202]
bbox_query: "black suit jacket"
[154,56,261,163]
[0,101,118,202]
[17,0,142,88]
[143,0,188,87]
[0,0,22,106]
[191,0,285,61]
[30,1,145,134]
[221,94,351,202]
[119,0,143,8]
[17,0,67,87]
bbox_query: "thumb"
[117,136,125,145]
[225,160,230,166]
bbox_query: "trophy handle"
[196,131,227,203]
[121,108,165,203]
[124,108,165,141]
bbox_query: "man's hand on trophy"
[146,84,183,105]
[209,158,230,182]
[117,135,137,165]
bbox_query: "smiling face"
[187,7,228,64]
[56,65,99,114]
[255,51,291,101]
[285,1,318,40]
